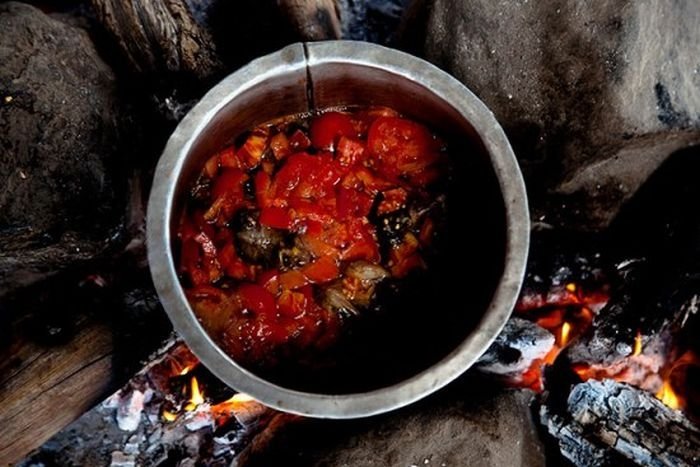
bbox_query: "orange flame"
[565,283,577,293]
[656,380,680,410]
[225,393,255,404]
[185,376,205,411]
[162,410,177,422]
[560,322,572,347]
[632,331,642,357]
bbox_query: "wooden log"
[89,0,223,80]
[540,379,700,467]
[278,0,341,40]
[0,319,115,465]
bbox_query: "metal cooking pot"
[147,41,529,418]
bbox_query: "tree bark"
[89,0,223,80]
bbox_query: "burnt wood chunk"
[476,317,555,379]
[541,379,700,467]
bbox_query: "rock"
[0,2,125,297]
[237,385,546,467]
[403,0,700,230]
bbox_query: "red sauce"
[178,107,449,369]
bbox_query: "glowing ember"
[225,393,255,404]
[657,380,681,410]
[565,282,577,293]
[633,331,642,357]
[162,410,178,422]
[560,322,572,347]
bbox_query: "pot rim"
[147,40,530,418]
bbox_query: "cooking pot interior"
[171,61,507,394]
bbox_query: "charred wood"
[540,379,700,467]
[476,317,555,381]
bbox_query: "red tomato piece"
[310,112,356,151]
[211,169,248,200]
[367,117,439,180]
[341,219,380,262]
[218,242,256,281]
[349,167,396,194]
[218,146,242,169]
[336,136,365,167]
[288,129,311,151]
[277,289,308,318]
[238,283,277,316]
[255,170,274,208]
[257,268,281,294]
[206,169,250,224]
[279,269,309,290]
[336,186,374,219]
[377,187,408,215]
[289,198,336,225]
[299,234,341,260]
[302,256,340,284]
[274,153,341,201]
[259,207,294,230]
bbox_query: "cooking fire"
[3,1,700,466]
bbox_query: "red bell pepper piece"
[255,170,274,208]
[336,136,365,167]
[302,256,340,284]
[218,146,242,169]
[259,206,294,230]
[279,269,309,290]
[288,129,311,151]
[310,112,356,151]
[237,283,277,317]
[336,186,374,219]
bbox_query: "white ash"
[116,390,145,432]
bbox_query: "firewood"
[89,0,223,80]
[0,320,115,465]
[278,0,341,40]
[540,379,700,467]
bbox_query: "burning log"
[540,379,700,467]
[482,230,610,391]
[475,317,555,388]
[19,338,274,466]
[566,148,700,391]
